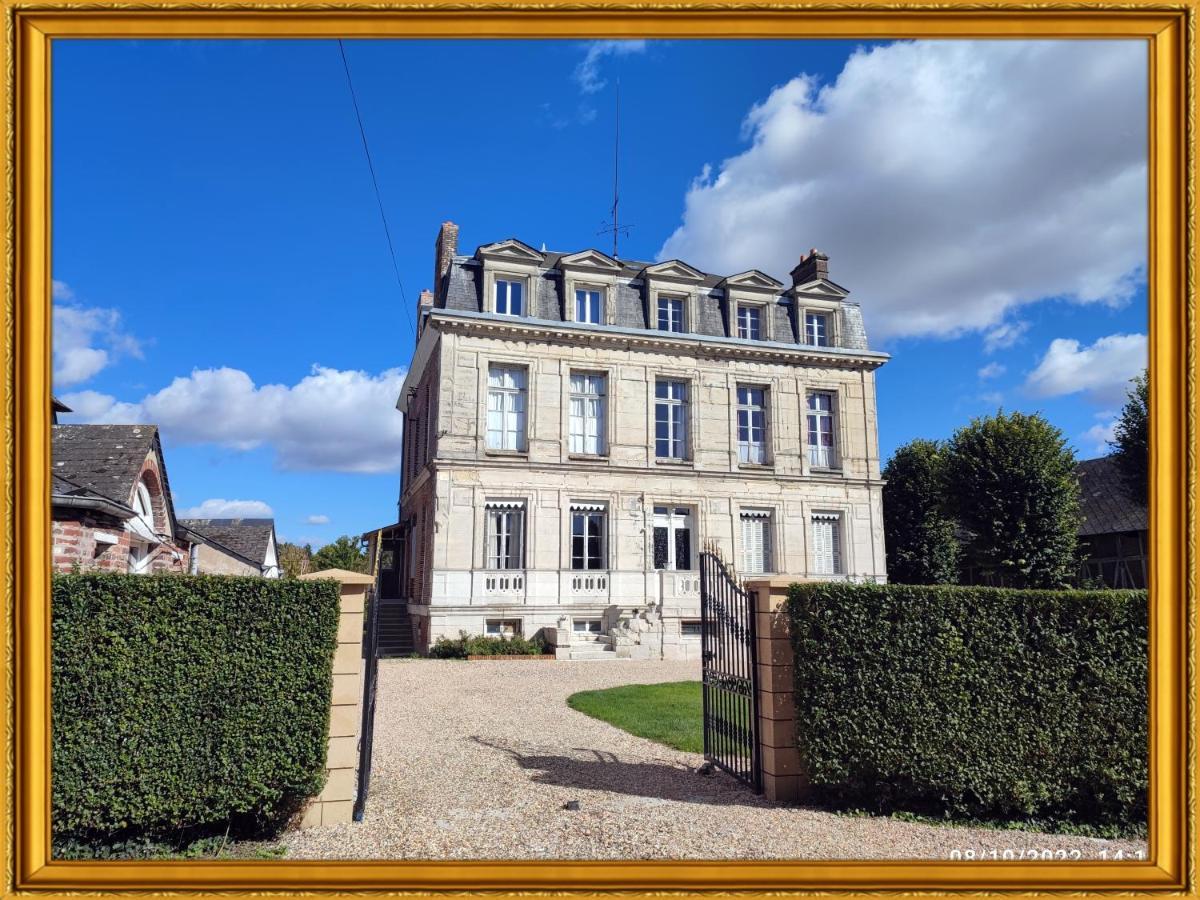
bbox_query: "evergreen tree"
[944,410,1081,588]
[1110,369,1149,501]
[882,439,960,584]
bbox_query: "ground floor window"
[573,618,602,634]
[486,619,521,637]
[681,620,703,636]
[740,510,773,574]
[485,503,525,570]
[811,512,844,575]
[570,504,607,570]
[653,505,694,570]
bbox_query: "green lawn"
[566,681,703,753]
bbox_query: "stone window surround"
[481,259,540,318]
[562,496,617,572]
[560,362,615,462]
[649,500,700,571]
[730,378,775,470]
[647,369,698,465]
[478,355,534,457]
[645,275,702,334]
[473,493,534,571]
[794,293,843,347]
[801,379,850,476]
[808,505,853,576]
[736,504,780,576]
[561,264,620,326]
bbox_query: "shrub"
[785,581,1147,831]
[52,572,340,852]
[429,631,547,659]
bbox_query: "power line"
[336,39,414,339]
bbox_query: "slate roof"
[52,424,160,507]
[177,518,276,565]
[1077,456,1147,536]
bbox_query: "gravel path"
[280,659,1147,861]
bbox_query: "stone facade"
[397,224,889,656]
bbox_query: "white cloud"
[53,287,143,387]
[1080,410,1119,455]
[304,514,330,525]
[983,320,1031,354]
[61,364,407,474]
[977,362,1006,380]
[1025,333,1147,402]
[180,498,275,518]
[573,40,647,94]
[658,40,1147,344]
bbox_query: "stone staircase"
[376,598,414,658]
[566,633,617,661]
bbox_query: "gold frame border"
[1,3,1193,895]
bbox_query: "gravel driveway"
[280,659,1147,861]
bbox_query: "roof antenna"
[598,78,634,258]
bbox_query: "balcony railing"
[660,570,700,600]
[483,572,525,595]
[569,572,609,595]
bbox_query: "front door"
[652,506,694,571]
[379,538,401,599]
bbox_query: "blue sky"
[52,38,1148,548]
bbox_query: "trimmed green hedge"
[785,582,1147,831]
[52,573,340,850]
[429,631,547,658]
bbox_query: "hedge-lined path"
[279,659,1147,861]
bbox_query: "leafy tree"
[882,439,960,584]
[311,535,368,574]
[277,542,313,580]
[1110,369,1148,501]
[944,410,1081,589]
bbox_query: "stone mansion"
[393,221,889,657]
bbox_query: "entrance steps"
[566,633,617,661]
[376,599,414,658]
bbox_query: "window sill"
[567,453,609,462]
[484,449,528,459]
[738,462,774,471]
[809,466,844,475]
[655,458,694,467]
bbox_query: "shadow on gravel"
[470,736,770,808]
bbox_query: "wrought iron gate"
[698,551,761,792]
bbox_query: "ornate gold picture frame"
[1,1,1193,895]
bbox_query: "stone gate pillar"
[744,578,809,803]
[298,568,373,826]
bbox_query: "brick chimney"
[790,248,829,286]
[416,289,434,338]
[433,221,459,298]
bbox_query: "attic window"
[494,278,524,316]
[737,305,762,340]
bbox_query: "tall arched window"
[128,480,159,574]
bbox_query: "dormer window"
[575,288,603,325]
[805,312,829,347]
[494,278,524,316]
[737,305,762,340]
[657,296,685,333]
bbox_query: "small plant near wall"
[429,631,548,659]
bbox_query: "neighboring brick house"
[177,518,281,578]
[52,424,190,574]
[394,221,889,657]
[1077,456,1148,588]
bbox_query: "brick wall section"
[433,221,459,299]
[52,515,130,572]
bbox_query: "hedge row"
[429,632,547,658]
[785,582,1148,830]
[52,572,341,849]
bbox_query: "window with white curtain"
[485,504,525,570]
[807,391,837,468]
[737,385,767,464]
[654,380,688,459]
[811,513,843,575]
[486,365,527,451]
[740,510,772,574]
[568,373,606,455]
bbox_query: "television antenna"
[597,79,635,258]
